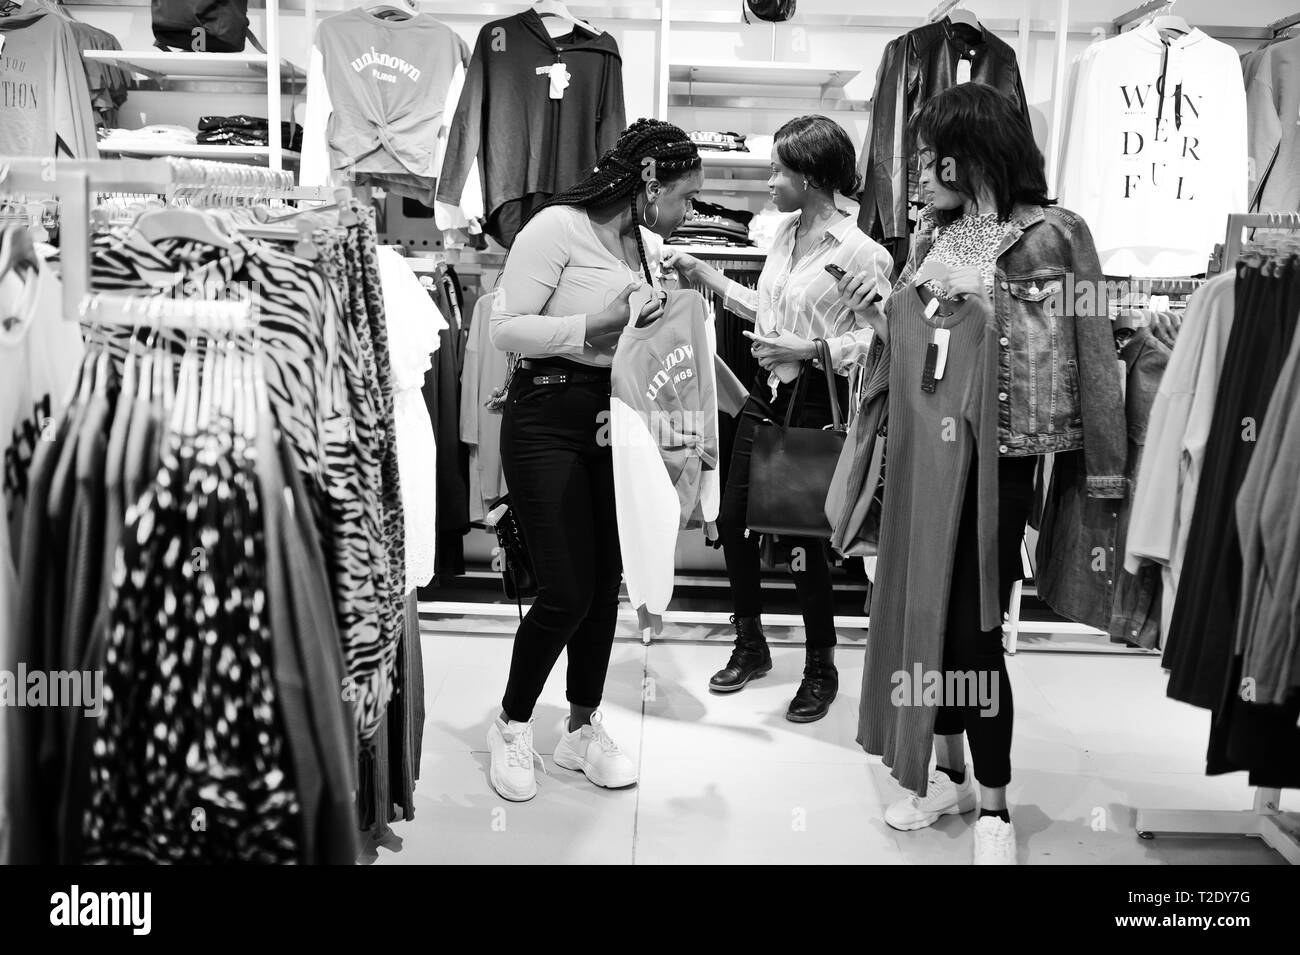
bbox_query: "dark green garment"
[857,286,1000,798]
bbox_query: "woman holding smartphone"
[835,85,1126,863]
[664,114,893,723]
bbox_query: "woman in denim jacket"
[837,83,1126,864]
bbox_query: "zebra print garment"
[88,229,395,739]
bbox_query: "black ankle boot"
[786,647,838,722]
[709,615,772,692]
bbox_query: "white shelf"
[668,243,766,260]
[97,144,301,163]
[699,151,769,169]
[84,51,304,82]
[670,60,859,90]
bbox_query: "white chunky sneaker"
[553,711,638,789]
[884,769,976,831]
[487,716,544,802]
[972,815,1017,865]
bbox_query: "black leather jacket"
[857,18,1031,257]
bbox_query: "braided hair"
[530,118,701,285]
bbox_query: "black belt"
[519,358,611,386]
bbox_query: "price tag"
[933,327,951,380]
[536,62,570,99]
[956,57,972,84]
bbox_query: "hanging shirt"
[376,246,445,590]
[1,255,85,589]
[722,212,893,396]
[1244,35,1300,213]
[300,8,471,207]
[0,11,98,158]
[1057,23,1248,275]
[436,9,627,248]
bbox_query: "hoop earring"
[643,199,659,228]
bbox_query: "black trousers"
[499,369,621,723]
[932,454,1036,789]
[719,370,849,650]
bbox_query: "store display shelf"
[699,151,770,169]
[97,144,301,163]
[84,51,305,84]
[669,244,766,260]
[670,60,858,90]
[669,93,870,113]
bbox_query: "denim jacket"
[1035,328,1170,646]
[898,203,1128,497]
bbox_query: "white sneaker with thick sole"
[553,712,638,789]
[487,717,545,802]
[884,769,977,831]
[972,815,1017,865]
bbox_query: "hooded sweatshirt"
[1058,23,1247,276]
[436,9,626,248]
[610,290,720,634]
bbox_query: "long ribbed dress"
[856,284,1001,797]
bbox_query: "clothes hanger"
[947,7,980,29]
[365,0,417,21]
[1145,1,1190,38]
[133,206,236,251]
[0,223,39,285]
[533,0,602,36]
[0,225,39,329]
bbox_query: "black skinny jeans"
[932,453,1037,789]
[499,365,622,723]
[719,369,849,649]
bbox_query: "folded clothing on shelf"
[671,198,754,246]
[98,124,197,149]
[197,116,304,151]
[690,130,748,152]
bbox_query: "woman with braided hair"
[664,114,894,723]
[486,118,703,802]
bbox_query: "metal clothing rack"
[0,157,336,324]
[1133,211,1300,865]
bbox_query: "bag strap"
[782,338,843,429]
[246,29,267,55]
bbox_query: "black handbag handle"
[781,338,844,430]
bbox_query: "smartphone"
[824,263,847,281]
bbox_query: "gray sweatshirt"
[313,9,468,196]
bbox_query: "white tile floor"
[365,628,1295,865]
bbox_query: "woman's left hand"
[941,266,989,302]
[743,329,817,368]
